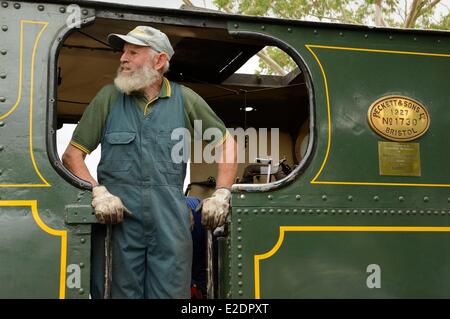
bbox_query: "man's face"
[119,43,154,75]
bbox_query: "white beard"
[114,64,160,95]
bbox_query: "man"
[62,26,238,299]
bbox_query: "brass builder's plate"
[368,95,430,142]
[378,141,421,176]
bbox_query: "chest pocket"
[101,132,136,172]
[105,132,136,145]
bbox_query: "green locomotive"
[0,0,449,298]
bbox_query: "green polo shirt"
[71,78,228,154]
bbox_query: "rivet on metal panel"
[253,209,258,214]
[353,209,358,214]
[433,210,439,215]
[285,209,290,214]
[423,196,429,202]
[59,7,66,13]
[295,195,301,200]
[364,34,368,38]
[390,210,395,214]
[237,218,241,223]
[267,195,273,200]
[368,210,373,215]
[1,25,8,32]
[397,210,402,215]
[269,208,274,214]
[398,196,404,202]
[0,170,3,175]
[293,209,298,214]
[0,97,6,102]
[236,208,242,213]
[37,5,44,11]
[243,209,248,214]
[82,9,89,15]
[237,227,242,232]
[238,281,243,286]
[0,121,4,127]
[373,196,379,201]
[239,194,245,199]
[234,23,239,28]
[338,209,343,214]
[238,290,243,295]
[0,50,6,55]
[277,209,282,214]
[238,272,242,277]
[347,195,353,201]
[238,263,242,268]
[339,32,343,36]
[301,208,306,214]
[437,39,441,43]
[261,208,266,213]
[79,262,84,268]
[79,288,84,294]
[419,210,424,215]
[237,245,242,250]
[80,238,86,243]
[0,145,5,151]
[413,37,417,41]
[323,209,328,214]
[405,210,410,215]
[345,209,350,214]
[313,29,318,35]
[237,254,242,259]
[316,209,321,214]
[322,195,327,201]
[261,25,265,30]
[389,35,393,40]
[427,210,431,215]
[0,73,6,79]
[361,209,365,214]
[331,209,336,214]
[442,210,446,215]
[288,28,292,33]
[237,236,242,241]
[13,3,20,9]
[383,210,388,215]
[412,210,417,215]
[375,210,380,214]
[1,2,8,8]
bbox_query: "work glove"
[92,185,131,224]
[197,188,231,230]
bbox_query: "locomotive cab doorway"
[53,13,313,196]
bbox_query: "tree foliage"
[211,0,449,74]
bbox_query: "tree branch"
[374,0,387,26]
[182,0,194,6]
[405,0,420,27]
[256,50,286,76]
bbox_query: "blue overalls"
[90,82,192,298]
